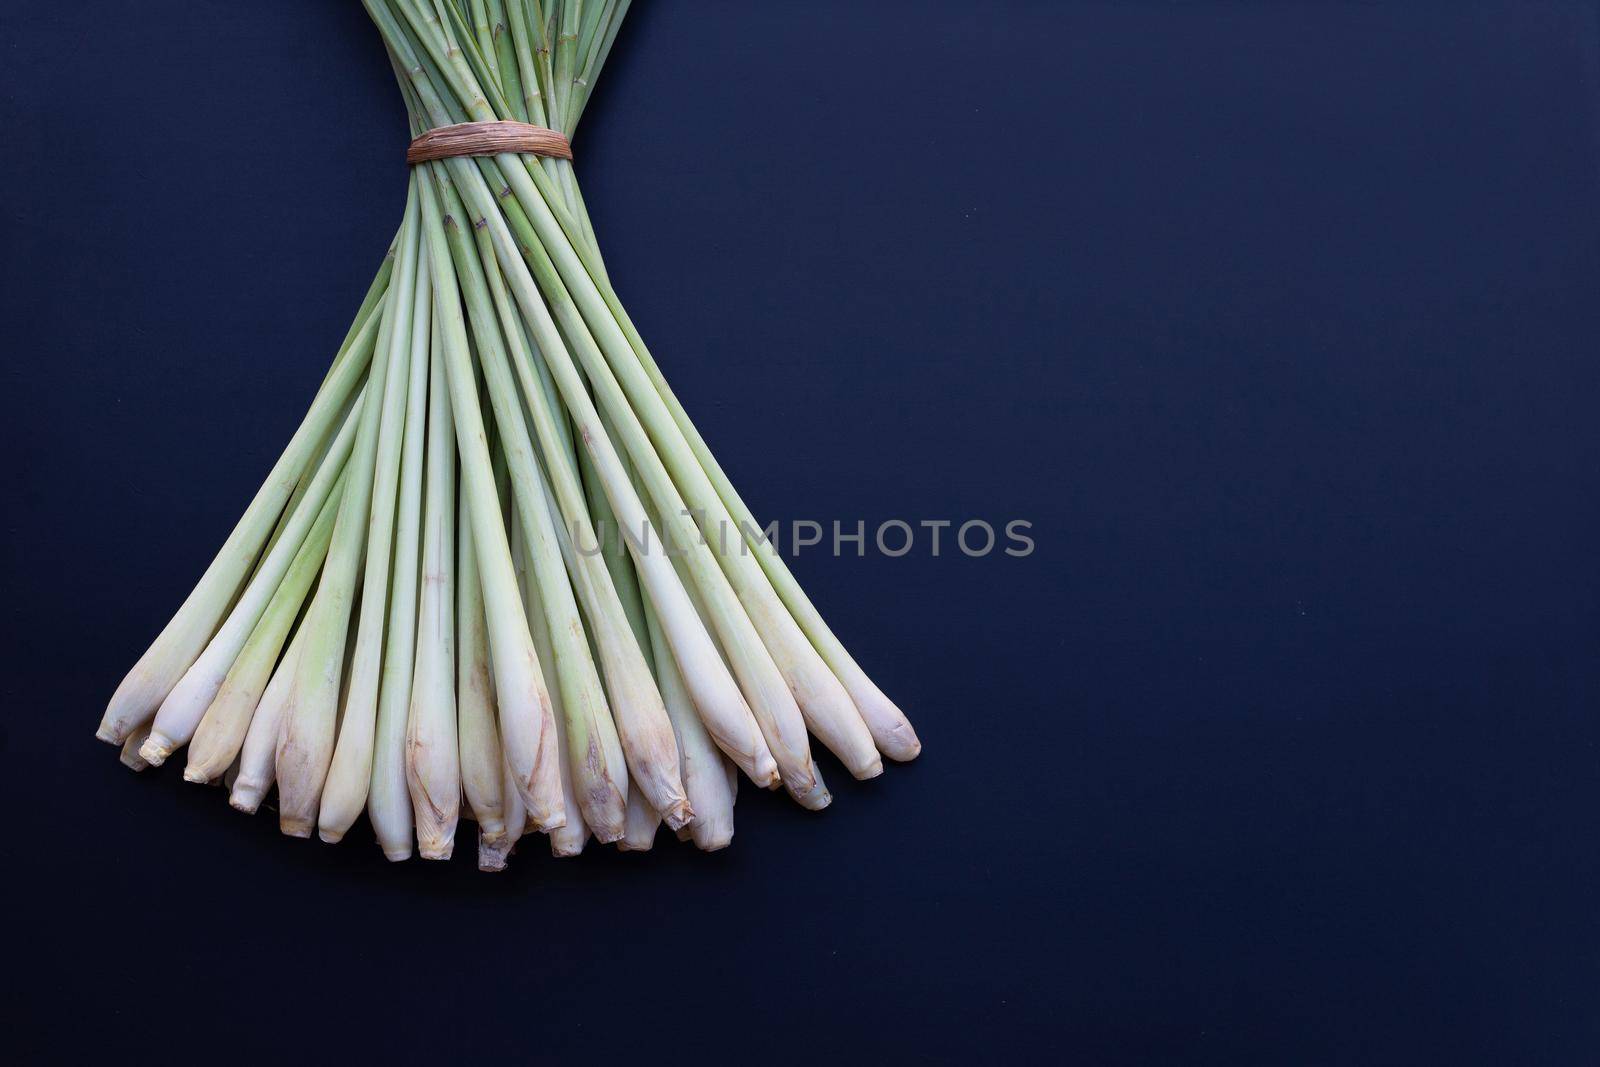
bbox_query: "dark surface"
[4,1,1599,1061]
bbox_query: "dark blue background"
[5,1,1599,1061]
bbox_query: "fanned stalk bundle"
[95,0,919,869]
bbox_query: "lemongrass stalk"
[369,247,434,862]
[139,388,366,766]
[224,754,242,793]
[467,0,497,82]
[498,473,533,863]
[479,748,527,870]
[414,167,566,833]
[450,181,690,828]
[119,724,152,772]
[576,412,648,664]
[644,597,735,851]
[318,187,427,842]
[567,0,628,135]
[616,782,659,852]
[501,0,548,126]
[405,327,460,860]
[185,465,350,784]
[95,280,387,745]
[515,511,589,857]
[457,484,507,845]
[229,620,307,814]
[440,0,503,108]
[484,0,527,124]
[275,218,415,839]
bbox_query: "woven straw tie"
[407,120,572,165]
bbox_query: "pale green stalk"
[519,513,590,857]
[468,0,497,83]
[643,595,735,851]
[229,620,307,814]
[185,464,350,784]
[502,0,548,125]
[319,183,426,842]
[485,0,529,123]
[457,457,508,846]
[369,244,434,862]
[406,322,461,860]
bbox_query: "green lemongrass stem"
[275,238,415,840]
[477,448,523,873]
[450,182,691,828]
[577,413,648,665]
[511,510,588,857]
[501,0,547,126]
[467,0,497,81]
[405,327,461,860]
[456,483,508,845]
[425,164,623,838]
[414,167,566,833]
[644,597,736,851]
[502,502,549,851]
[369,249,434,862]
[544,1,593,249]
[184,465,351,784]
[485,0,528,123]
[316,190,426,843]
[616,782,659,852]
[441,0,504,109]
[567,0,628,135]
[95,279,387,746]
[570,0,609,97]
[119,724,152,772]
[139,384,367,766]
[229,620,307,814]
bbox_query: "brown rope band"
[407,120,573,165]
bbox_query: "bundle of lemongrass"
[94,0,919,869]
